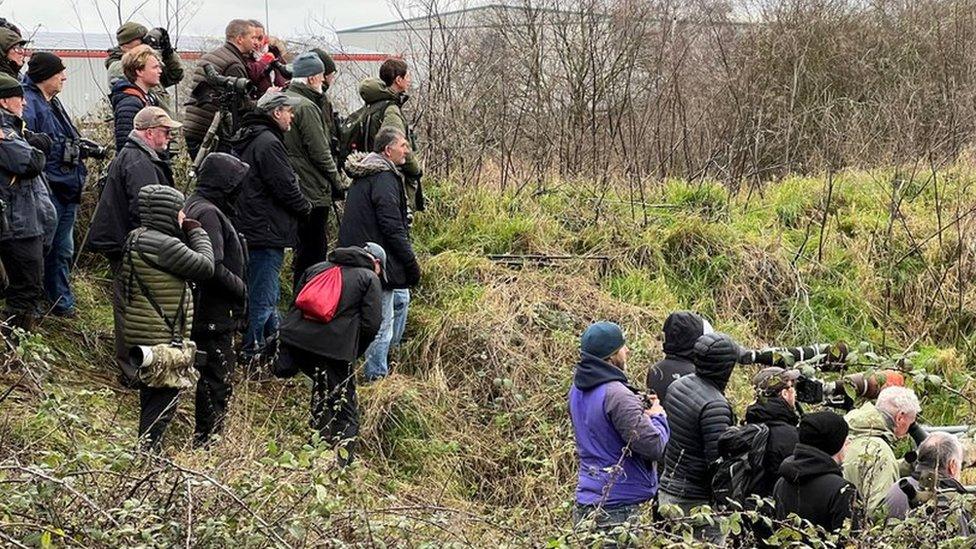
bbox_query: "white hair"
[917,432,964,473]
[876,386,921,416]
[290,76,310,85]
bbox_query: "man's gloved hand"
[24,131,53,155]
[331,184,346,202]
[158,28,173,55]
[181,218,202,233]
[268,44,282,59]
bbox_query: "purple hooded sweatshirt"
[569,352,671,507]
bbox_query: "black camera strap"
[124,229,188,344]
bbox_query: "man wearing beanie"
[659,331,739,545]
[283,52,345,292]
[569,321,670,535]
[0,72,57,333]
[0,26,28,78]
[106,21,184,117]
[774,411,860,534]
[22,52,88,318]
[311,48,340,163]
[646,310,713,405]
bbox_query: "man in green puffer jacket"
[122,184,214,450]
[843,386,920,516]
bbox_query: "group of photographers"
[0,18,423,459]
[571,312,975,545]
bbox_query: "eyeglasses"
[11,46,27,54]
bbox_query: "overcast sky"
[8,0,409,40]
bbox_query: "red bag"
[294,266,343,322]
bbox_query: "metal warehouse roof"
[30,31,392,61]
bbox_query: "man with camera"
[230,91,310,363]
[121,184,214,451]
[110,45,162,150]
[22,52,91,319]
[106,22,184,118]
[0,72,56,334]
[182,153,250,447]
[184,19,260,160]
[88,107,180,385]
[843,385,921,515]
[245,21,289,97]
[283,52,344,291]
[568,321,669,535]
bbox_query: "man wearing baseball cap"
[87,106,182,386]
[230,90,311,365]
[745,367,802,498]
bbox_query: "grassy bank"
[2,167,975,546]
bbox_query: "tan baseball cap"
[133,106,183,130]
[753,367,801,395]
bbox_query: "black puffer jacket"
[230,111,311,249]
[338,152,420,289]
[647,311,708,403]
[744,397,800,498]
[183,153,250,331]
[774,443,860,533]
[87,132,174,258]
[279,246,383,362]
[660,332,738,500]
[109,79,158,150]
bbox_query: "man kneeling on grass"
[278,244,384,466]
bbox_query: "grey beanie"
[291,52,325,78]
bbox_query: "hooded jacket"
[106,46,183,116]
[569,352,670,507]
[109,79,159,150]
[338,152,420,289]
[646,311,709,403]
[184,42,252,145]
[87,131,174,258]
[358,78,424,211]
[121,185,214,347]
[774,443,859,532]
[0,108,56,243]
[659,332,737,500]
[279,246,383,363]
[183,153,250,331]
[230,111,311,249]
[0,29,24,77]
[21,75,88,205]
[843,403,901,513]
[744,396,800,498]
[282,81,341,207]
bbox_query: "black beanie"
[0,72,23,99]
[26,52,66,84]
[799,411,850,456]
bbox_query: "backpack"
[711,423,770,509]
[294,266,343,322]
[336,99,398,167]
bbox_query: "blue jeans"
[363,288,410,379]
[43,198,78,314]
[243,247,284,356]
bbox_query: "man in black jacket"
[87,106,180,384]
[279,244,383,465]
[647,311,712,404]
[659,331,739,545]
[774,411,859,535]
[746,367,801,498]
[182,152,250,447]
[231,91,311,362]
[338,127,421,381]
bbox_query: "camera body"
[62,138,109,165]
[142,27,172,53]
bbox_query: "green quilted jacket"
[122,185,215,347]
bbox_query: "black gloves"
[331,184,346,202]
[158,28,173,55]
[24,131,53,155]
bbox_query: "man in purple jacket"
[570,321,671,535]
